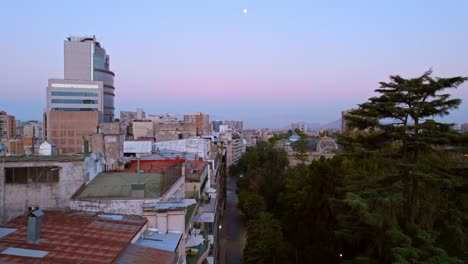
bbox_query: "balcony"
[186,234,210,264]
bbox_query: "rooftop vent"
[27,209,44,244]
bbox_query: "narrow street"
[218,175,246,264]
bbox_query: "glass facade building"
[63,36,115,122]
[45,36,116,154]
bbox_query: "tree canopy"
[236,70,467,263]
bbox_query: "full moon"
[243,9,248,14]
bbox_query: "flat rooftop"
[0,155,85,162]
[77,172,167,199]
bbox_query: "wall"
[71,174,185,214]
[0,159,87,224]
[154,139,211,161]
[153,123,197,142]
[185,166,208,198]
[47,111,99,154]
[70,199,158,215]
[132,121,153,139]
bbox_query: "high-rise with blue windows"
[45,36,116,154]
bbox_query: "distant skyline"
[1,1,468,129]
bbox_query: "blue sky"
[1,1,467,128]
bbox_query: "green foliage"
[293,133,309,163]
[243,212,288,264]
[236,71,467,263]
[238,191,267,220]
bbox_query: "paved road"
[218,175,246,264]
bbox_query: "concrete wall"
[0,159,87,224]
[47,111,99,154]
[71,175,185,215]
[70,199,158,215]
[132,121,153,139]
[154,139,211,160]
[64,40,92,80]
[153,123,197,142]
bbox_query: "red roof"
[123,160,182,174]
[0,211,147,263]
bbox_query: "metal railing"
[186,233,210,264]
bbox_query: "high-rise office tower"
[45,36,115,154]
[63,36,115,121]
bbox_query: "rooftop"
[123,159,183,174]
[76,160,184,199]
[1,155,85,162]
[142,149,198,161]
[0,211,147,263]
[76,172,168,199]
[135,231,182,252]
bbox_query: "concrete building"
[184,112,212,136]
[242,130,258,148]
[184,161,208,199]
[39,141,57,156]
[341,109,353,132]
[63,36,115,122]
[46,111,99,154]
[211,120,223,133]
[132,120,154,140]
[45,36,116,154]
[224,120,243,131]
[46,79,104,120]
[91,122,125,170]
[70,159,189,258]
[0,155,104,224]
[461,123,468,133]
[2,140,24,156]
[292,122,307,132]
[154,123,197,142]
[124,140,153,157]
[154,138,212,161]
[221,132,243,168]
[279,136,339,166]
[0,111,16,141]
[147,113,179,124]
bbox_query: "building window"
[5,167,60,184]
[51,91,98,97]
[51,108,99,111]
[51,99,98,104]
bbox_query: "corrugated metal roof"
[193,213,214,223]
[0,210,147,264]
[0,228,16,239]
[136,231,182,252]
[148,199,197,210]
[98,214,124,221]
[1,247,48,258]
[115,244,177,264]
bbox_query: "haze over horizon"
[2,1,468,129]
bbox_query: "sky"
[1,1,468,129]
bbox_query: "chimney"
[27,209,44,244]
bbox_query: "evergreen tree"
[343,69,467,226]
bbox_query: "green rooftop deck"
[77,172,179,199]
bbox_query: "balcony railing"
[186,234,210,264]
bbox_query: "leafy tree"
[278,157,341,263]
[238,191,267,220]
[243,212,288,264]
